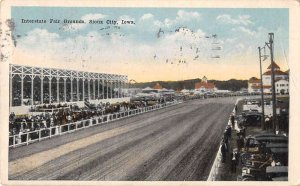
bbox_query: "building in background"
[248,62,289,94]
[275,79,289,95]
[195,76,217,92]
[153,83,163,90]
[248,77,262,93]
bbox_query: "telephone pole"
[258,47,265,130]
[266,33,277,134]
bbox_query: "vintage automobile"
[265,166,288,181]
[241,113,262,127]
[240,133,288,155]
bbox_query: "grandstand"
[9,64,129,114]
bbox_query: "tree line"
[131,78,248,91]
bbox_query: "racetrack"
[9,97,236,181]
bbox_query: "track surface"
[9,97,236,181]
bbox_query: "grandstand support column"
[9,73,12,107]
[82,78,85,101]
[77,78,79,101]
[21,75,24,106]
[57,78,59,103]
[64,78,66,102]
[49,78,51,104]
[97,78,100,100]
[31,76,34,106]
[102,79,104,99]
[88,79,90,101]
[120,80,123,98]
[118,80,121,98]
[120,80,122,98]
[106,80,108,99]
[70,78,73,102]
[117,80,119,98]
[41,77,43,104]
[93,79,95,100]
[110,80,113,99]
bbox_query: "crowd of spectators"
[9,100,155,137]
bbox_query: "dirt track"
[9,97,236,181]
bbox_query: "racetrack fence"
[9,101,181,148]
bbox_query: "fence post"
[13,135,15,148]
[38,130,41,141]
[26,133,29,145]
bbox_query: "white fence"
[9,101,180,148]
[207,98,242,181]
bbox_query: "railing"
[9,101,179,148]
[207,98,242,181]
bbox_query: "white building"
[262,62,288,86]
[248,77,261,93]
[248,62,289,94]
[275,79,289,94]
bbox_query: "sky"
[11,7,289,82]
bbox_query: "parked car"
[265,166,288,181]
[241,113,262,126]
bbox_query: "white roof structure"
[181,89,190,93]
[142,87,156,91]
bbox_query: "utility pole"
[258,47,265,130]
[266,33,277,134]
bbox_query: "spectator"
[230,115,235,129]
[226,125,232,140]
[221,141,227,163]
[236,136,244,152]
[231,152,237,173]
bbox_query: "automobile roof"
[270,147,288,154]
[266,166,288,173]
[254,133,285,138]
[255,136,288,141]
[265,143,288,148]
[272,176,288,181]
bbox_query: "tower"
[202,76,208,83]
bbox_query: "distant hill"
[131,78,248,91]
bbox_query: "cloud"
[62,13,108,31]
[216,14,253,26]
[177,10,201,21]
[238,26,256,36]
[17,26,214,66]
[20,28,60,47]
[119,15,135,21]
[153,10,201,28]
[140,13,154,21]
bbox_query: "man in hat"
[231,152,237,173]
[221,141,227,163]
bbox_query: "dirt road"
[9,97,236,180]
